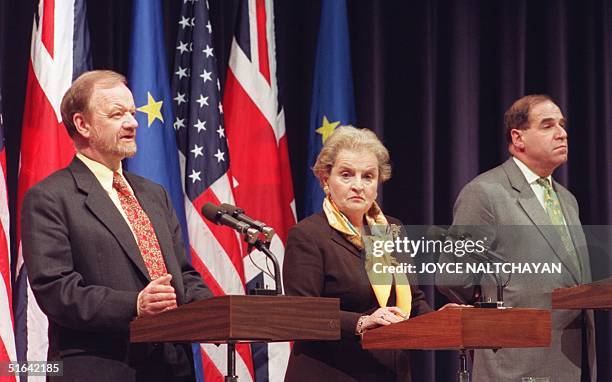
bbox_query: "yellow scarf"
[322,196,412,317]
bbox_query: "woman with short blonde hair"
[283,125,433,381]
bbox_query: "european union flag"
[124,0,188,248]
[304,0,356,217]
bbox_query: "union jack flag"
[15,0,90,378]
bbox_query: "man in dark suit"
[438,95,595,381]
[21,70,212,381]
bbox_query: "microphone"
[201,203,258,236]
[428,225,508,308]
[220,203,275,241]
[426,225,472,242]
[202,202,283,295]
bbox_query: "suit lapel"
[503,159,580,283]
[69,157,151,280]
[328,223,363,259]
[555,182,591,283]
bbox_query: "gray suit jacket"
[437,158,596,382]
[22,156,212,381]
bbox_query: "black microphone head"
[202,203,222,224]
[448,227,472,240]
[219,203,242,215]
[426,225,448,240]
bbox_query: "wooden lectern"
[362,307,550,381]
[131,295,340,381]
[552,277,612,309]
[362,307,550,350]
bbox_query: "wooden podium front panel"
[361,308,464,349]
[131,295,231,342]
[461,308,550,349]
[361,308,550,350]
[552,278,612,309]
[131,295,340,343]
[227,295,340,341]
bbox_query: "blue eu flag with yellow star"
[304,0,356,217]
[124,0,188,245]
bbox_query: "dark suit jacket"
[437,158,596,382]
[283,213,432,382]
[21,157,212,382]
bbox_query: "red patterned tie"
[112,172,167,279]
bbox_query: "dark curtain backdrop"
[2,0,610,381]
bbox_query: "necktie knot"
[113,172,130,195]
[536,177,552,190]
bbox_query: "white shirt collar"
[512,156,552,186]
[76,152,125,193]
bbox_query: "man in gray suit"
[438,95,595,381]
[22,70,212,381]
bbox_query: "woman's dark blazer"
[283,213,432,382]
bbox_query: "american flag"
[0,79,16,382]
[172,0,295,381]
[172,1,254,381]
[15,0,90,377]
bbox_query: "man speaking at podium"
[21,70,212,381]
[438,95,596,381]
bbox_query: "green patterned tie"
[536,177,581,275]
